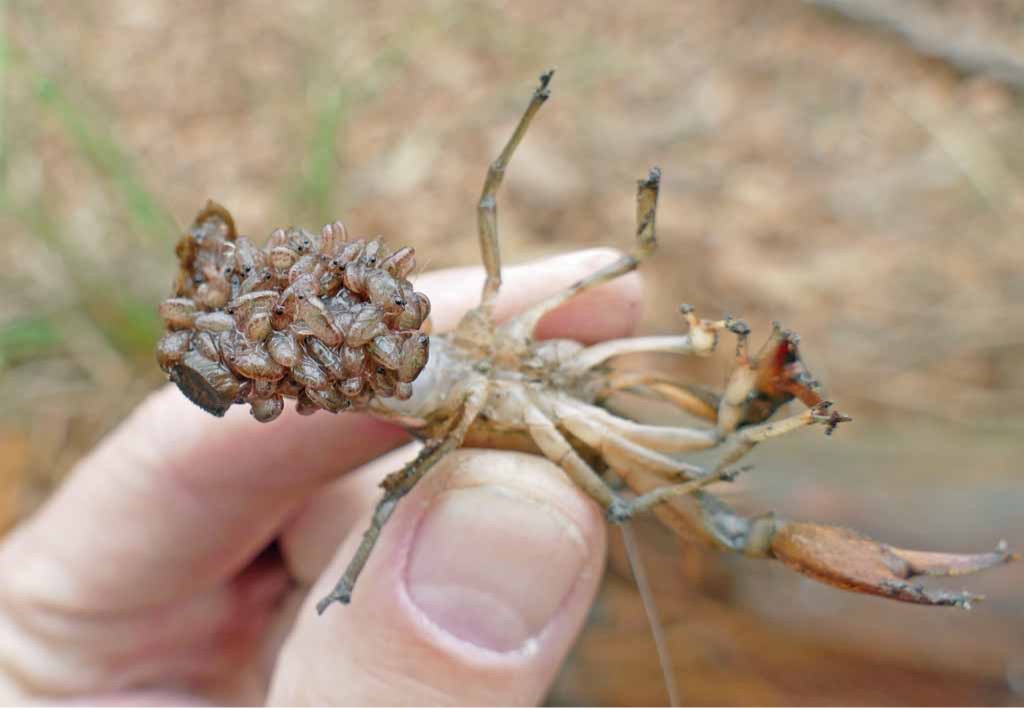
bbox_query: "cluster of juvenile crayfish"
[156,202,431,422]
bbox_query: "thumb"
[268,449,607,706]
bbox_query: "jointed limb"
[552,394,719,457]
[524,389,740,523]
[565,334,716,375]
[623,470,740,517]
[599,371,721,422]
[519,391,629,519]
[630,463,1015,608]
[315,441,446,613]
[502,168,662,345]
[545,395,846,520]
[716,323,824,434]
[316,381,488,612]
[711,401,850,474]
[562,307,743,376]
[602,407,844,541]
[477,70,554,313]
[556,416,736,520]
[596,433,706,482]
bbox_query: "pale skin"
[0,249,641,706]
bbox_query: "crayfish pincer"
[157,71,1015,628]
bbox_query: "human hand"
[0,249,642,705]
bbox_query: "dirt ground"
[1,0,1021,705]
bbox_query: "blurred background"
[0,0,1021,704]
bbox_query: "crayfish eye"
[394,297,405,306]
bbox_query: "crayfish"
[157,72,1015,695]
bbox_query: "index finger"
[0,249,642,612]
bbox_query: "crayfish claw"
[769,522,1015,607]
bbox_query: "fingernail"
[405,485,589,653]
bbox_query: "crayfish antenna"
[620,521,681,707]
